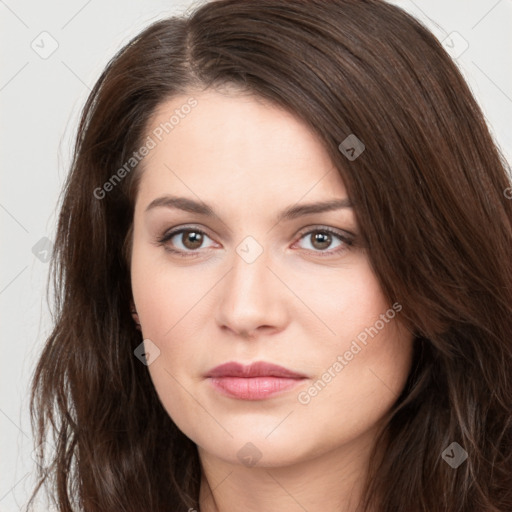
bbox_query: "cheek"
[130,240,205,339]
[130,245,208,437]
[294,320,413,454]
[296,263,412,421]
[303,257,393,346]
[130,240,215,386]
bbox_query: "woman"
[29,0,512,511]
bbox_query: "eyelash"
[155,225,354,259]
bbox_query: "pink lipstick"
[205,361,307,400]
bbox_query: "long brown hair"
[29,0,512,510]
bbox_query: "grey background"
[1,0,511,510]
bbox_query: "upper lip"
[205,361,306,379]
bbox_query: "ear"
[130,299,142,331]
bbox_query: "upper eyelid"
[295,225,352,237]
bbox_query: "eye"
[156,225,354,258]
[156,227,217,257]
[293,227,353,257]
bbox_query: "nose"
[215,245,288,339]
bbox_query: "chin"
[194,428,321,469]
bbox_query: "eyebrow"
[145,195,353,223]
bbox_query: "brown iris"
[181,230,204,250]
[310,231,332,250]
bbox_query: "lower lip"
[208,376,305,400]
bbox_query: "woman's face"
[130,89,414,468]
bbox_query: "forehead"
[136,90,347,210]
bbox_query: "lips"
[206,361,306,379]
[205,361,307,400]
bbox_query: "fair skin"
[130,88,414,512]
